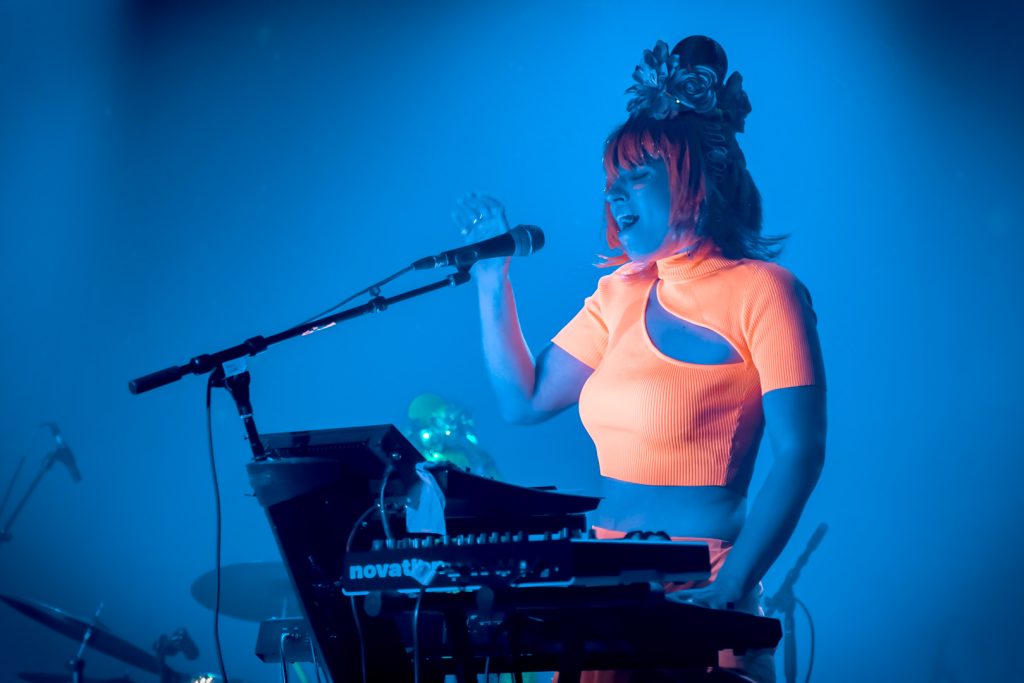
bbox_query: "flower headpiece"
[625,40,752,133]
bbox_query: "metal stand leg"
[442,605,477,683]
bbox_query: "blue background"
[2,1,1023,681]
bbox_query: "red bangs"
[600,125,707,267]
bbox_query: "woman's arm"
[668,384,826,608]
[458,193,593,425]
[715,384,827,597]
[476,270,593,424]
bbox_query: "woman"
[454,36,826,682]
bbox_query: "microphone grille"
[510,225,545,257]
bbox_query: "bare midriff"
[591,476,748,543]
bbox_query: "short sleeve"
[551,281,608,370]
[741,264,826,395]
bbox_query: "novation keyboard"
[340,530,711,594]
[250,425,780,682]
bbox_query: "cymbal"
[190,562,299,622]
[19,673,135,683]
[0,595,161,674]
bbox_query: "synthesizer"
[340,530,711,594]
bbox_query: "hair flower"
[717,71,752,133]
[625,40,719,120]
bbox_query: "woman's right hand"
[451,192,512,278]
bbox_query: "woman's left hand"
[665,576,746,610]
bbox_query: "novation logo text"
[348,559,447,580]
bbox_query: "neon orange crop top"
[551,242,825,489]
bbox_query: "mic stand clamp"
[210,362,267,461]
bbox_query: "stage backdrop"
[1,1,1022,682]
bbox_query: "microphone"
[40,423,81,483]
[412,224,545,271]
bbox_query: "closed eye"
[630,171,650,187]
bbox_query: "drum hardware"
[191,563,316,683]
[0,594,204,683]
[0,423,82,545]
[17,673,135,683]
[190,562,299,623]
[255,618,324,683]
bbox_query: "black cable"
[345,503,377,683]
[344,477,396,683]
[349,596,368,683]
[413,589,424,683]
[379,465,395,542]
[205,375,229,683]
[345,504,378,553]
[795,597,815,683]
[309,636,324,683]
[278,632,290,683]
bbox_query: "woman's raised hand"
[452,192,512,277]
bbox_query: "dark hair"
[601,36,786,265]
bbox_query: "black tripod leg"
[557,628,585,683]
[442,605,476,683]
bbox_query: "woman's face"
[605,156,692,262]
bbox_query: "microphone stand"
[128,268,473,457]
[764,523,828,683]
[0,447,72,545]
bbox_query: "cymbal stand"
[1,449,68,545]
[67,603,103,683]
[0,455,27,528]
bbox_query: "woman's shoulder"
[731,259,817,324]
[732,257,797,278]
[729,258,807,295]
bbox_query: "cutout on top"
[644,284,743,365]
